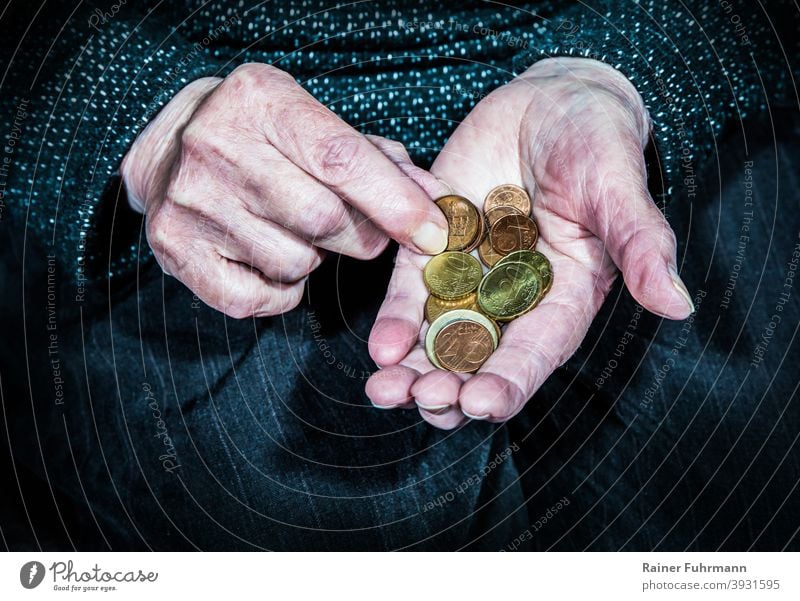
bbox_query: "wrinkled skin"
[366,57,694,429]
[121,63,449,319]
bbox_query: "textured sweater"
[0,0,796,293]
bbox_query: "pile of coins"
[423,185,553,373]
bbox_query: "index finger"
[249,66,449,254]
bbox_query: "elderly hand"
[366,57,694,429]
[121,63,448,318]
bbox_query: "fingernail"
[412,222,449,255]
[462,410,490,420]
[371,402,403,410]
[670,271,695,314]
[416,402,451,414]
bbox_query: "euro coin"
[423,251,483,300]
[489,213,538,255]
[424,292,479,323]
[484,184,532,216]
[478,261,543,321]
[435,195,481,251]
[484,205,524,227]
[434,320,495,373]
[424,309,499,370]
[478,236,503,268]
[462,206,487,253]
[496,249,553,294]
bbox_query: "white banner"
[0,552,796,600]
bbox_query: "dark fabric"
[1,1,797,289]
[509,111,800,551]
[1,112,798,550]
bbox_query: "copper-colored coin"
[424,309,498,370]
[435,195,481,251]
[424,292,479,323]
[484,184,532,216]
[433,320,495,373]
[489,214,538,256]
[462,207,486,253]
[485,205,524,227]
[478,236,503,267]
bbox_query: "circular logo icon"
[20,561,45,589]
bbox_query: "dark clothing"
[2,111,799,551]
[0,1,799,550]
[0,0,796,286]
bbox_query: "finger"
[169,245,305,318]
[588,140,693,320]
[214,206,326,283]
[459,261,602,422]
[411,370,468,430]
[231,144,390,259]
[235,64,449,254]
[410,369,464,413]
[368,248,429,367]
[605,194,693,319]
[418,405,468,430]
[152,198,324,283]
[366,134,453,200]
[365,365,419,410]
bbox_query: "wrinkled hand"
[366,57,694,429]
[121,63,448,318]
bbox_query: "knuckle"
[353,233,390,260]
[283,284,306,312]
[222,287,260,319]
[178,123,226,167]
[297,199,351,241]
[274,252,319,282]
[255,284,304,317]
[313,133,367,185]
[229,62,293,89]
[164,187,196,211]
[146,210,176,252]
[224,299,254,319]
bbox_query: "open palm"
[366,58,693,429]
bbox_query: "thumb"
[596,171,694,320]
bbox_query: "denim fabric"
[1,114,798,551]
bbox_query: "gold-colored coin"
[478,235,503,267]
[424,309,499,370]
[424,292,479,323]
[489,318,503,341]
[484,205,524,227]
[435,195,481,251]
[496,250,553,294]
[423,251,483,300]
[477,261,543,321]
[484,184,532,216]
[489,213,538,255]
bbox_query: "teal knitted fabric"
[1,1,796,290]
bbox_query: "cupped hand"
[366,57,695,429]
[121,63,448,318]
